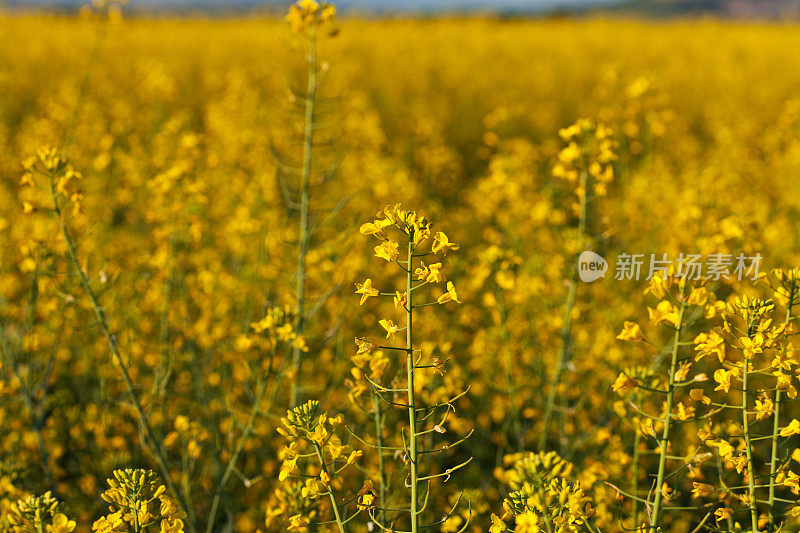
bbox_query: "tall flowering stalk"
[767,269,800,532]
[355,205,472,533]
[539,119,616,451]
[283,0,337,406]
[20,148,196,533]
[612,272,716,532]
[649,293,686,533]
[686,282,800,532]
[612,269,800,532]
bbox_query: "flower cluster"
[92,469,185,533]
[248,305,309,353]
[491,452,596,533]
[285,0,337,34]
[357,204,461,322]
[276,401,361,531]
[19,146,84,218]
[7,492,75,533]
[553,118,617,199]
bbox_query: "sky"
[8,0,623,12]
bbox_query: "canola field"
[4,3,800,532]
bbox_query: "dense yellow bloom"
[489,513,507,533]
[691,482,715,499]
[7,10,800,533]
[378,318,399,338]
[711,439,734,459]
[694,331,726,363]
[437,281,461,305]
[648,300,680,328]
[355,278,380,305]
[781,419,800,437]
[715,507,733,522]
[611,372,637,394]
[755,396,774,420]
[713,368,734,393]
[432,232,460,255]
[616,321,643,342]
[286,0,336,33]
[374,240,399,262]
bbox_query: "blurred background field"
[4,3,800,532]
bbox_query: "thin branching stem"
[539,168,588,451]
[648,296,685,533]
[373,392,388,530]
[313,443,347,533]
[406,232,420,533]
[205,350,273,533]
[291,26,317,407]
[48,175,196,533]
[741,348,759,532]
[769,279,796,532]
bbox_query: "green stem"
[182,458,196,532]
[742,358,759,532]
[313,443,347,533]
[406,237,419,533]
[373,393,387,529]
[536,483,555,533]
[632,423,642,528]
[539,169,588,452]
[769,283,796,532]
[150,226,177,412]
[648,299,685,533]
[0,326,57,495]
[291,27,317,407]
[498,294,522,451]
[133,500,141,533]
[49,177,196,533]
[767,385,782,531]
[205,365,270,533]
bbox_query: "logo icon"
[578,250,607,282]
